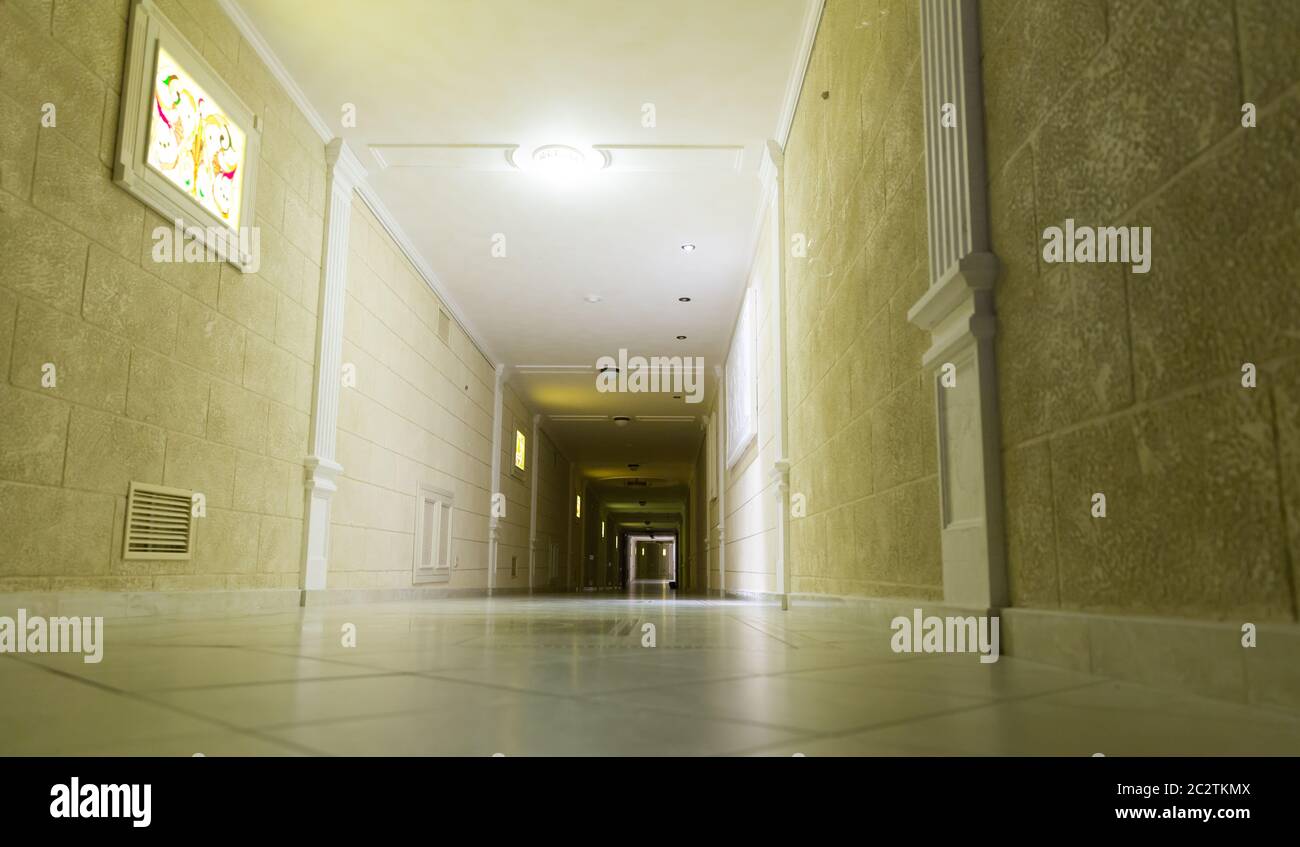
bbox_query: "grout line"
[728,679,1111,756]
[6,654,329,757]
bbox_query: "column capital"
[324,138,367,196]
[303,456,343,496]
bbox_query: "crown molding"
[216,0,500,369]
[775,0,826,147]
[215,0,333,144]
[738,0,821,308]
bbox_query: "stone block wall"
[0,0,325,592]
[984,0,1300,621]
[784,0,942,599]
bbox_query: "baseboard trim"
[0,589,303,619]
[0,585,540,618]
[999,606,1300,712]
[301,585,534,606]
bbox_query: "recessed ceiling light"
[676,335,687,340]
[672,395,682,400]
[585,294,602,303]
[627,463,639,470]
[613,415,631,427]
[678,296,691,302]
[680,243,696,253]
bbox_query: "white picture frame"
[114,0,262,272]
[725,286,758,468]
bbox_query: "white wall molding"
[217,0,499,369]
[738,0,823,295]
[908,0,1006,609]
[298,138,361,593]
[764,139,792,609]
[713,367,727,595]
[774,0,827,148]
[527,412,541,590]
[215,0,333,142]
[486,364,506,593]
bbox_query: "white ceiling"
[236,0,817,480]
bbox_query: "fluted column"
[763,139,792,610]
[299,139,366,594]
[486,364,505,594]
[527,412,540,591]
[907,0,1006,609]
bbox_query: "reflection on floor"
[3,596,1298,756]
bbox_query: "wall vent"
[123,481,193,560]
[437,309,451,344]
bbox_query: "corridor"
[0,0,1298,765]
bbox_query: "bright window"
[575,495,581,518]
[513,429,526,472]
[147,46,247,228]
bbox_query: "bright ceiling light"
[532,144,587,175]
[680,243,696,252]
[584,294,602,303]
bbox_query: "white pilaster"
[299,139,366,594]
[764,139,792,610]
[907,0,1007,609]
[713,366,726,596]
[486,364,505,594]
[526,412,540,591]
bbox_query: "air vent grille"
[124,481,193,560]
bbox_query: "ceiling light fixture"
[532,144,587,174]
[585,294,602,303]
[678,296,691,302]
[680,243,696,253]
[676,335,687,340]
[613,416,631,427]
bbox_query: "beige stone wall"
[0,0,325,592]
[783,0,941,599]
[984,0,1300,621]
[332,200,497,589]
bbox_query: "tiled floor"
[3,594,1299,756]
